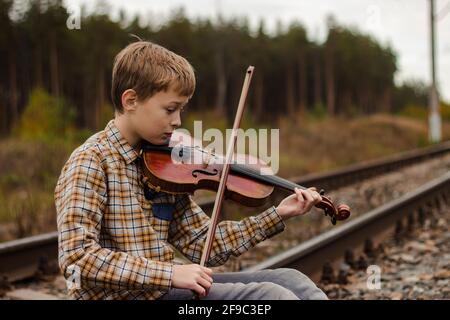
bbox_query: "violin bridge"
[202,149,212,168]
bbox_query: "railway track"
[245,170,450,284]
[1,141,450,290]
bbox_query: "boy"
[55,40,327,300]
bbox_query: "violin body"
[141,145,275,207]
[141,143,350,224]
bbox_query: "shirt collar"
[105,120,140,165]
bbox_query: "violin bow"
[199,66,255,267]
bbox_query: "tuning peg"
[331,216,337,225]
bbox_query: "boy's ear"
[121,89,138,112]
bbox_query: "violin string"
[144,145,214,157]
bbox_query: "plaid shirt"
[55,120,285,300]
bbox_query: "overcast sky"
[65,0,450,102]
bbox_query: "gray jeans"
[159,268,328,300]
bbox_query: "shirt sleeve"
[168,194,285,267]
[55,150,173,292]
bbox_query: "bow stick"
[199,66,255,266]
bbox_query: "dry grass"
[275,113,450,177]
[0,139,74,240]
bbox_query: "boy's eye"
[166,106,185,114]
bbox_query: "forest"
[0,0,432,136]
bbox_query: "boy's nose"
[171,113,181,128]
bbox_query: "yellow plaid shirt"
[55,120,285,300]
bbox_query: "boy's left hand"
[275,187,322,220]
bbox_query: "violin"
[140,142,350,225]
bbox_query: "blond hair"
[111,41,196,112]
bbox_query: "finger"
[189,282,205,296]
[305,188,321,202]
[202,267,213,277]
[193,284,206,297]
[197,276,212,291]
[295,190,306,213]
[295,188,305,202]
[312,191,322,203]
[200,271,214,284]
[302,189,315,211]
[303,189,314,201]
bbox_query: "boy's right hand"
[172,264,213,297]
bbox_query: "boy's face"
[129,86,189,145]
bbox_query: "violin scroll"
[315,195,351,225]
[336,204,351,220]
